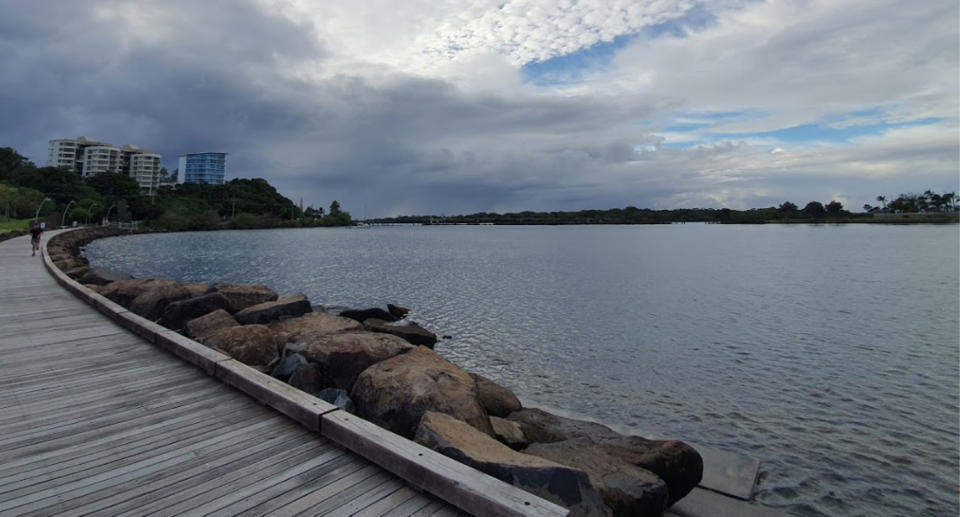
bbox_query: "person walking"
[30,222,42,256]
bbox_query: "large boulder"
[183,283,210,298]
[490,416,527,449]
[387,304,410,318]
[203,324,281,369]
[206,283,278,313]
[235,293,312,325]
[158,292,232,331]
[288,363,322,394]
[351,346,493,438]
[186,309,238,340]
[363,318,437,348]
[339,307,399,323]
[128,283,193,321]
[526,439,670,517]
[80,267,133,286]
[287,332,413,391]
[507,408,702,505]
[471,373,522,417]
[415,411,610,517]
[101,278,182,307]
[270,312,363,343]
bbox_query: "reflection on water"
[86,224,960,516]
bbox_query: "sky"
[0,0,957,217]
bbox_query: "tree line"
[0,146,351,230]
[864,191,957,213]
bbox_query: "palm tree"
[876,195,887,209]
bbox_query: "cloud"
[0,0,956,218]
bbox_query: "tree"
[825,200,844,215]
[86,172,141,202]
[0,147,34,181]
[778,201,798,213]
[329,200,341,216]
[876,195,887,209]
[802,201,826,218]
[863,204,874,213]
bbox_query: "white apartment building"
[47,137,163,195]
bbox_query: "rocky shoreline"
[48,227,704,517]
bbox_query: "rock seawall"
[49,228,703,516]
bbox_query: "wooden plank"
[52,425,316,517]
[229,453,367,517]
[215,359,338,431]
[321,411,568,517]
[176,445,349,516]
[111,437,329,516]
[264,465,384,516]
[2,416,294,515]
[350,485,421,517]
[72,429,325,517]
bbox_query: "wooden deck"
[0,232,467,516]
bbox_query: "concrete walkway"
[0,232,466,516]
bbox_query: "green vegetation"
[0,217,31,233]
[0,146,352,230]
[371,192,958,225]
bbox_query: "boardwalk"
[0,232,467,516]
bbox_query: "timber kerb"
[41,228,569,517]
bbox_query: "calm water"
[86,224,960,516]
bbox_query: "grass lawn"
[0,218,31,232]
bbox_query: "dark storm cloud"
[1,0,955,216]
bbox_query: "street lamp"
[34,197,52,222]
[60,200,76,228]
[86,203,100,225]
[104,203,117,226]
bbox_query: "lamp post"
[60,200,76,228]
[86,203,100,225]
[104,203,117,226]
[34,197,52,222]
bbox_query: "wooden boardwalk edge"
[42,229,569,517]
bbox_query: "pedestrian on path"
[30,222,42,256]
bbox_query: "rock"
[387,303,410,318]
[471,373,522,417]
[157,293,232,331]
[363,318,438,348]
[203,324,281,369]
[526,439,670,516]
[101,278,183,307]
[235,293,312,325]
[288,332,413,391]
[271,353,308,381]
[269,312,363,343]
[289,363,322,394]
[186,309,238,340]
[128,283,193,321]
[350,346,493,438]
[183,283,210,298]
[415,411,610,517]
[64,266,90,280]
[318,387,354,412]
[339,307,399,323]
[80,267,133,286]
[490,416,527,449]
[507,408,703,505]
[205,283,278,313]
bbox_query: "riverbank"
[47,227,789,517]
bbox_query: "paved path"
[0,232,466,516]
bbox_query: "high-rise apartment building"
[47,137,164,195]
[177,152,226,185]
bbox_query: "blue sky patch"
[522,3,720,87]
